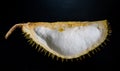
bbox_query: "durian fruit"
[5,20,110,61]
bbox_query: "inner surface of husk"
[34,23,102,56]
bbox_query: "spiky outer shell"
[5,20,111,61]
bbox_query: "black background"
[0,0,119,71]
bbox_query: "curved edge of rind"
[5,24,24,39]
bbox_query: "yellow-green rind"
[21,20,111,62]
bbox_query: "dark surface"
[0,0,118,71]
